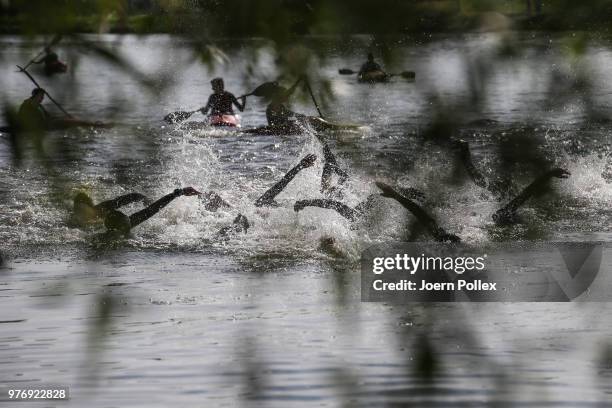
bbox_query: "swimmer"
[199,154,318,237]
[313,133,349,194]
[376,181,461,243]
[493,168,570,225]
[71,191,148,227]
[255,154,317,207]
[103,187,201,236]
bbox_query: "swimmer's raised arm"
[294,199,360,221]
[95,193,148,214]
[454,140,488,189]
[129,187,200,228]
[255,154,317,207]
[493,168,570,224]
[376,181,460,242]
[316,138,349,193]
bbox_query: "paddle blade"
[400,71,416,79]
[250,82,283,98]
[164,111,195,124]
[338,68,355,75]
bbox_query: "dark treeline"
[3,0,612,35]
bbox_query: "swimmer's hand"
[294,200,308,212]
[299,154,317,169]
[177,187,202,196]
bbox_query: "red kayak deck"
[209,114,239,127]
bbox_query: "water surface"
[1,33,612,406]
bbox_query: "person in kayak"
[265,77,304,129]
[201,78,246,117]
[492,168,570,225]
[33,49,68,76]
[17,88,106,131]
[17,88,48,131]
[70,191,149,227]
[359,53,384,76]
[103,187,201,236]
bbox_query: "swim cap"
[73,192,94,208]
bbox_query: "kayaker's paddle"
[338,68,416,79]
[304,78,324,119]
[164,81,283,124]
[22,34,63,71]
[16,65,72,118]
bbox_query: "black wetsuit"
[493,168,570,225]
[294,198,372,222]
[294,188,423,223]
[265,78,303,128]
[72,192,148,227]
[314,134,349,193]
[377,182,460,243]
[454,141,570,225]
[255,154,317,207]
[104,189,195,235]
[194,155,318,237]
[94,193,147,214]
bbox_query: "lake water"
[1,33,612,406]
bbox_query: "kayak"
[44,61,68,76]
[306,117,362,132]
[358,70,389,83]
[241,124,302,136]
[0,120,109,134]
[174,115,240,130]
[241,117,361,136]
[209,114,239,127]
